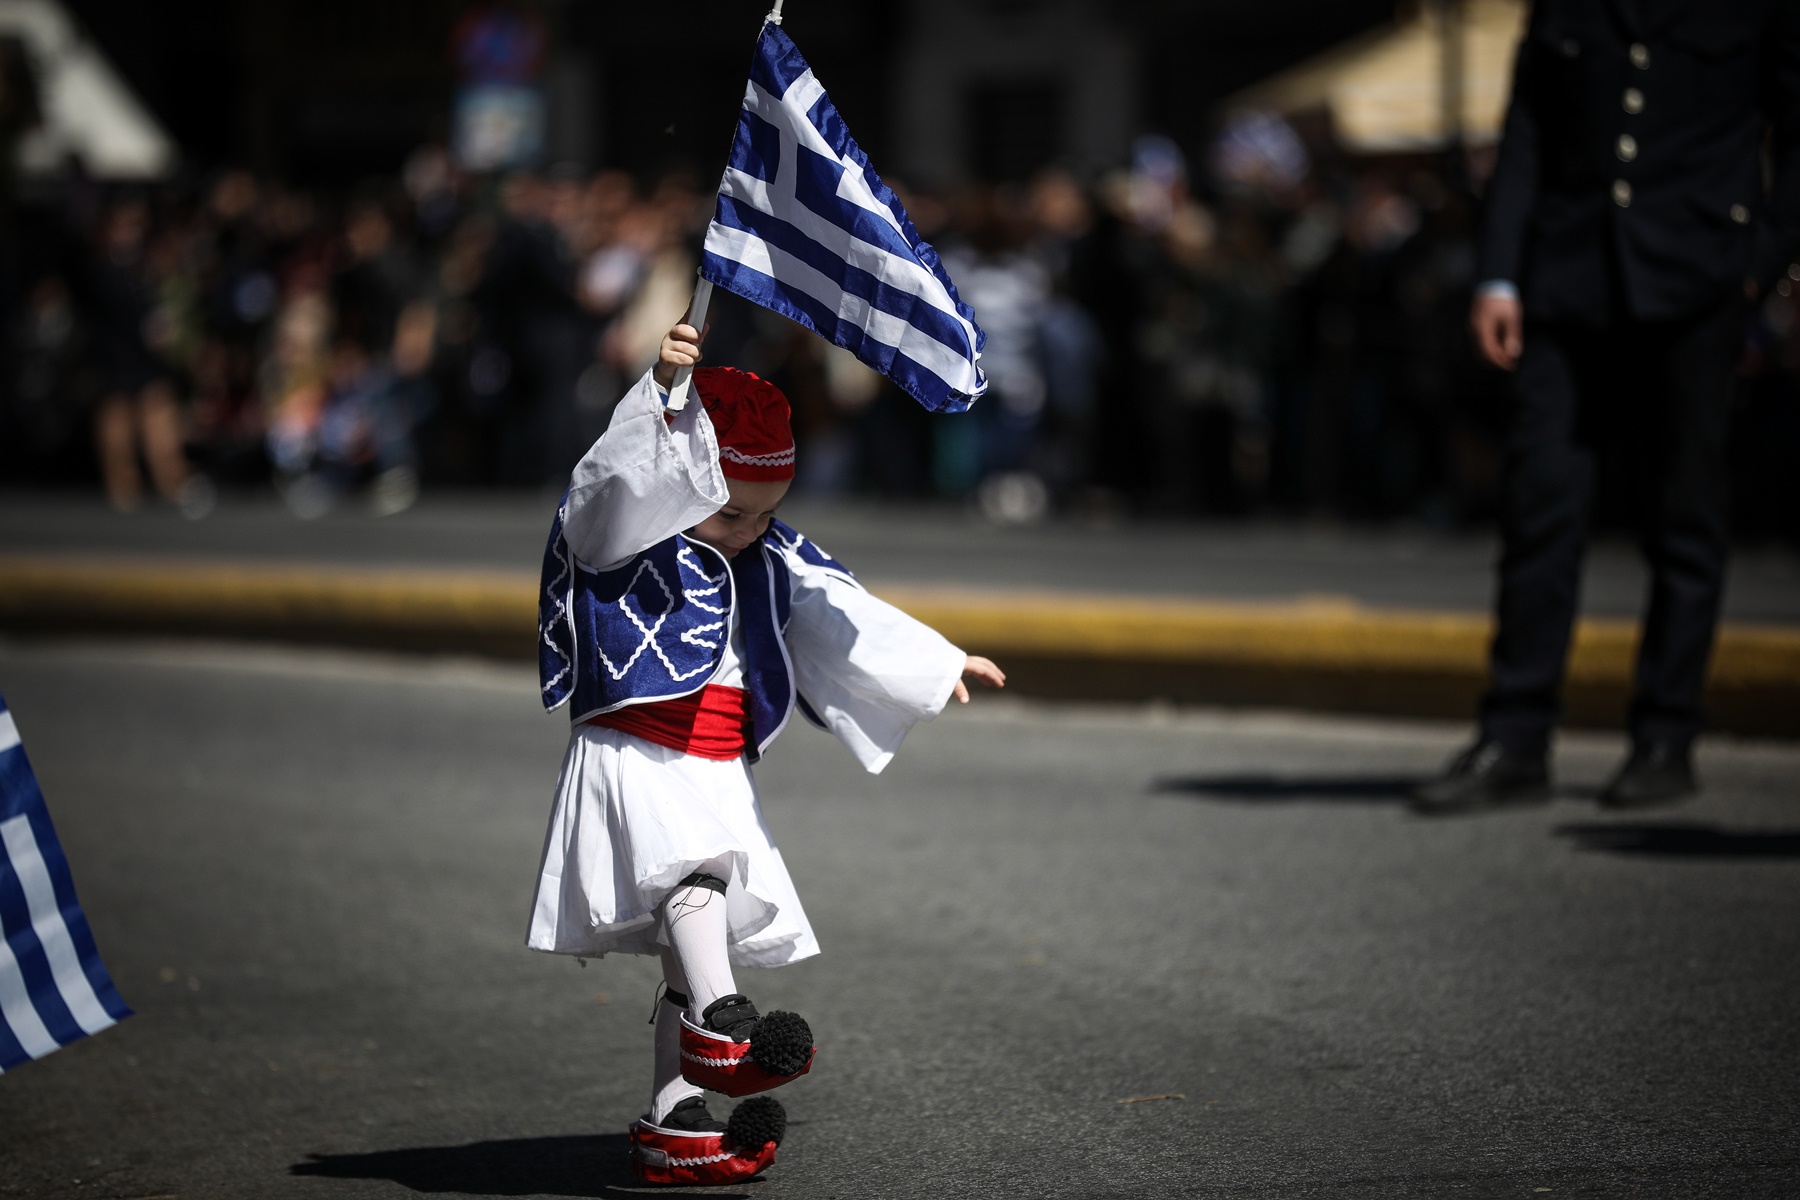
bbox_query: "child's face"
[689,477,791,558]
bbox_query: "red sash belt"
[587,685,750,760]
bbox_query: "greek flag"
[0,693,129,1071]
[700,21,987,414]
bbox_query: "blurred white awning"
[0,0,175,179]
[1229,0,1528,153]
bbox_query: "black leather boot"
[1599,740,1698,809]
[1410,740,1551,815]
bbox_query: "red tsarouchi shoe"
[628,1095,785,1186]
[678,1008,815,1097]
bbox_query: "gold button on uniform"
[1731,204,1750,224]
[1630,43,1650,69]
[1616,134,1638,162]
[1623,87,1645,114]
[1613,180,1633,207]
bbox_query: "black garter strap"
[648,876,720,1024]
[649,983,691,1024]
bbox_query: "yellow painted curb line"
[0,556,537,640]
[0,555,1796,692]
[875,586,1800,691]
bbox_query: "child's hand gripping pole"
[663,272,714,412]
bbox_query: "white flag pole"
[664,272,714,412]
[665,0,782,411]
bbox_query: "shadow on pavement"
[290,1134,752,1198]
[1151,774,1426,803]
[1556,822,1800,859]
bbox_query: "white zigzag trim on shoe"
[720,444,795,468]
[667,1151,735,1167]
[682,1048,746,1067]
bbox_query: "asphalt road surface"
[0,637,1796,1199]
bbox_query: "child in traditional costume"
[527,322,1004,1186]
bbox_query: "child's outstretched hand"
[653,322,704,390]
[953,655,1006,704]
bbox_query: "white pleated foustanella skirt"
[526,724,820,968]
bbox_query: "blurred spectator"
[262,274,333,501]
[605,175,704,379]
[8,276,89,473]
[403,145,463,245]
[940,187,1052,514]
[0,113,1792,544]
[480,169,587,486]
[333,193,423,357]
[88,196,203,515]
[1026,169,1103,501]
[1212,110,1309,204]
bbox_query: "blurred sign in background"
[449,4,546,173]
[0,0,1795,543]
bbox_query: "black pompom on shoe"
[726,1095,787,1150]
[700,995,814,1078]
[748,1010,813,1077]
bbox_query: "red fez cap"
[693,367,795,481]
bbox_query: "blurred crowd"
[3,115,1797,536]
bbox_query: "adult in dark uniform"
[1415,0,1800,811]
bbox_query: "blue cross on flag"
[0,692,130,1071]
[700,21,988,414]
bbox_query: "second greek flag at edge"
[0,694,130,1072]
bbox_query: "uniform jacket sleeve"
[1476,0,1547,289]
[561,369,730,571]
[782,562,967,775]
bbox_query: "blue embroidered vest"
[537,505,851,762]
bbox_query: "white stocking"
[662,877,736,1024]
[649,947,702,1123]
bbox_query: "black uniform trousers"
[1479,298,1740,753]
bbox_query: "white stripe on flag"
[0,814,117,1036]
[739,73,975,327]
[719,166,967,328]
[705,222,981,386]
[742,72,910,242]
[0,908,60,1061]
[0,711,19,755]
[730,71,984,371]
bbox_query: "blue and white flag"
[700,21,987,414]
[0,693,129,1072]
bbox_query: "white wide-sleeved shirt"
[560,369,966,773]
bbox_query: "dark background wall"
[63,0,1392,185]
